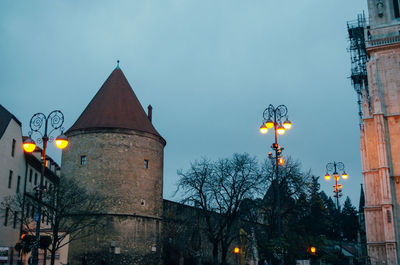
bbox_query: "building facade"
[61,66,166,265]
[349,1,400,264]
[0,104,66,265]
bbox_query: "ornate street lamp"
[22,110,68,265]
[259,104,292,265]
[324,161,348,209]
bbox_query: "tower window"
[387,210,392,223]
[394,0,400,18]
[8,170,13,188]
[11,139,16,157]
[34,173,37,185]
[80,156,86,165]
[29,169,32,182]
[144,160,149,169]
[141,199,145,206]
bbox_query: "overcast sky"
[0,0,368,206]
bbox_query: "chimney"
[147,105,153,122]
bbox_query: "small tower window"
[80,156,86,165]
[29,169,32,182]
[141,199,145,206]
[387,210,392,223]
[144,160,149,169]
[34,173,38,185]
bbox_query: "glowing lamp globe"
[265,119,274,129]
[260,124,268,134]
[277,125,285,135]
[23,138,36,153]
[55,134,69,149]
[333,173,340,181]
[283,119,292,130]
[342,172,348,180]
[324,173,331,181]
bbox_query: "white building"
[0,104,67,265]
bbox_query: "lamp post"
[324,161,348,210]
[22,110,68,265]
[324,161,348,257]
[259,104,292,265]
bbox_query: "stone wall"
[61,128,165,265]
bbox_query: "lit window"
[81,156,86,165]
[144,160,149,169]
[8,170,13,189]
[11,139,16,157]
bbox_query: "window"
[388,210,392,223]
[394,0,400,18]
[4,208,9,226]
[13,212,18,229]
[34,173,37,185]
[8,170,13,188]
[11,139,16,157]
[144,159,149,169]
[16,176,21,193]
[29,169,32,182]
[80,156,86,165]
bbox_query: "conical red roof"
[68,67,162,138]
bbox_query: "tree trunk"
[220,242,228,265]
[50,248,56,265]
[212,241,219,265]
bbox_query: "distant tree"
[176,153,264,265]
[1,176,106,265]
[257,157,313,265]
[340,196,358,241]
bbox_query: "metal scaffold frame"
[347,13,370,128]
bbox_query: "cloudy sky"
[1,0,368,205]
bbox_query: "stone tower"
[61,66,166,265]
[349,1,400,264]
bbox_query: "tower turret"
[61,65,165,265]
[348,1,400,264]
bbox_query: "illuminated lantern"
[23,138,36,153]
[55,134,69,149]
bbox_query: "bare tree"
[1,176,106,265]
[176,153,264,265]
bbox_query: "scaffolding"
[347,13,369,127]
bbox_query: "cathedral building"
[348,1,400,264]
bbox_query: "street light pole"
[260,104,292,265]
[324,161,348,257]
[23,111,68,265]
[324,161,348,210]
